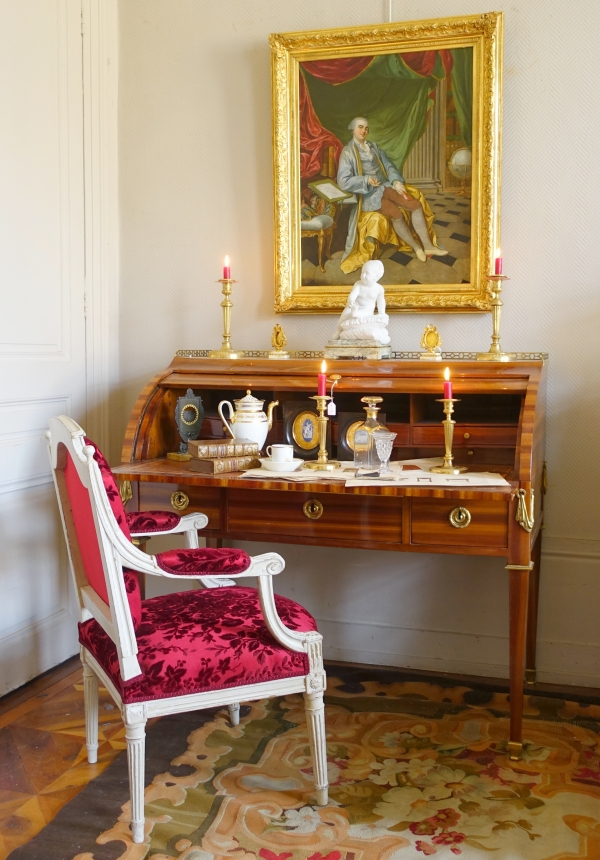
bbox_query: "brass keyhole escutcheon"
[449,506,471,528]
[303,499,324,520]
[171,491,190,512]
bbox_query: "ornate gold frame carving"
[271,14,503,313]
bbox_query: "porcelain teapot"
[218,390,278,451]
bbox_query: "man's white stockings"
[411,208,448,257]
[392,215,427,262]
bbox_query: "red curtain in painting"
[299,58,374,180]
[401,50,453,78]
[301,57,374,84]
[299,74,343,180]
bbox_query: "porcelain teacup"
[266,444,294,463]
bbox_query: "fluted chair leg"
[82,660,99,764]
[228,702,240,726]
[124,706,147,844]
[303,690,328,806]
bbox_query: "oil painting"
[271,14,502,312]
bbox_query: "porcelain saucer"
[259,458,304,473]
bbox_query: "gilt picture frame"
[271,13,503,313]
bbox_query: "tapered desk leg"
[507,566,530,760]
[525,532,542,685]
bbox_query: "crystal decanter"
[353,396,389,469]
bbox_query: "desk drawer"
[228,489,403,544]
[138,483,222,530]
[411,498,508,548]
[412,425,518,447]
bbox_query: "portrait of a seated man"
[337,117,448,273]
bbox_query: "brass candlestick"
[209,279,245,359]
[477,274,514,362]
[304,394,342,471]
[430,398,468,474]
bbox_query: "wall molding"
[81,0,119,451]
[541,535,600,560]
[0,604,79,696]
[314,540,600,688]
[0,395,71,494]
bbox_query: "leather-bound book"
[188,439,259,459]
[188,455,260,474]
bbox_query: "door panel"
[0,1,86,693]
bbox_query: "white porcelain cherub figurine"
[331,259,390,345]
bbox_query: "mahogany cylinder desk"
[114,356,547,760]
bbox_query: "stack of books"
[188,439,260,474]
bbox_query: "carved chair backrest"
[47,416,141,679]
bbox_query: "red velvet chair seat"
[126,510,181,533]
[79,586,316,704]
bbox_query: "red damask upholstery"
[79,586,316,704]
[156,547,251,576]
[123,571,143,628]
[126,510,181,533]
[84,437,131,539]
[64,452,111,604]
[77,435,253,629]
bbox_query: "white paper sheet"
[239,460,509,488]
[312,182,348,200]
[346,471,510,488]
[240,467,350,482]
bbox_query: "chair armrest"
[129,512,208,538]
[255,572,322,654]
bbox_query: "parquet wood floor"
[0,664,127,859]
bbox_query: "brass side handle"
[119,479,133,505]
[303,499,324,520]
[171,491,190,512]
[449,506,471,528]
[513,488,534,533]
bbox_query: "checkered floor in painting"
[302,190,471,287]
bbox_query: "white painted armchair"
[47,416,328,844]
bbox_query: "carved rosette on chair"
[46,416,329,843]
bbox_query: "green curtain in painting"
[302,52,446,173]
[302,48,473,174]
[450,48,473,148]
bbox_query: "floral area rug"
[11,667,600,860]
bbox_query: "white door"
[0,0,87,693]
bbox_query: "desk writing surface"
[113,457,515,500]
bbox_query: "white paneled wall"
[118,1,600,684]
[0,1,87,693]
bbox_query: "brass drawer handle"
[463,432,471,439]
[171,491,190,512]
[303,499,324,520]
[449,506,471,528]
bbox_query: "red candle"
[443,367,453,399]
[318,360,327,396]
[494,249,502,275]
[223,255,231,279]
